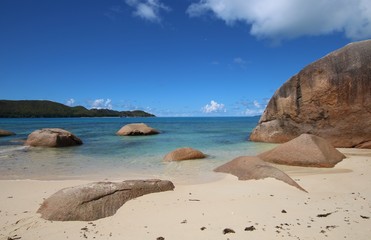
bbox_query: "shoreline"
[0,148,366,184]
[1,148,371,239]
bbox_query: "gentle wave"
[0,145,29,154]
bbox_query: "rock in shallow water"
[0,129,15,137]
[37,179,175,221]
[116,123,159,136]
[25,128,82,147]
[163,147,206,161]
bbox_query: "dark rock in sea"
[250,40,371,148]
[214,156,307,192]
[116,123,159,136]
[163,147,206,161]
[25,128,82,147]
[258,134,346,168]
[37,179,175,221]
[0,129,15,137]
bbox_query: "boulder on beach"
[37,179,175,221]
[258,134,346,168]
[25,128,83,147]
[250,40,371,148]
[116,123,159,136]
[163,147,206,161]
[0,129,15,137]
[214,156,307,192]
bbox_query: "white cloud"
[233,57,246,65]
[253,100,261,108]
[202,100,226,113]
[233,57,248,68]
[66,98,75,107]
[187,0,371,41]
[236,99,266,116]
[91,99,113,110]
[125,0,171,23]
[244,108,264,116]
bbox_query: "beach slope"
[1,148,371,240]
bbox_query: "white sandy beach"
[1,148,371,240]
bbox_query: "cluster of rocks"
[2,124,181,222]
[211,40,371,192]
[215,134,346,192]
[19,123,203,222]
[35,133,345,222]
[1,123,160,148]
[214,40,371,191]
[16,123,208,163]
[7,40,370,223]
[3,123,208,165]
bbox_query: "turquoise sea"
[0,117,276,183]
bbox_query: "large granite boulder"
[258,134,345,168]
[37,179,175,221]
[163,147,206,161]
[0,129,15,137]
[214,156,306,192]
[25,128,83,147]
[116,123,159,136]
[250,40,371,148]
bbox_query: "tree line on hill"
[0,100,155,118]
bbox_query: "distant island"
[0,100,155,118]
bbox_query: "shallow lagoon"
[0,117,276,183]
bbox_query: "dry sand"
[1,148,371,240]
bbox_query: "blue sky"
[1,0,370,116]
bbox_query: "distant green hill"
[0,100,155,118]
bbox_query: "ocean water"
[0,117,277,183]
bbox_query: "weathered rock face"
[258,134,346,168]
[25,128,83,147]
[0,129,15,137]
[116,123,159,136]
[37,179,175,221]
[214,156,306,192]
[250,40,371,148]
[163,147,206,161]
